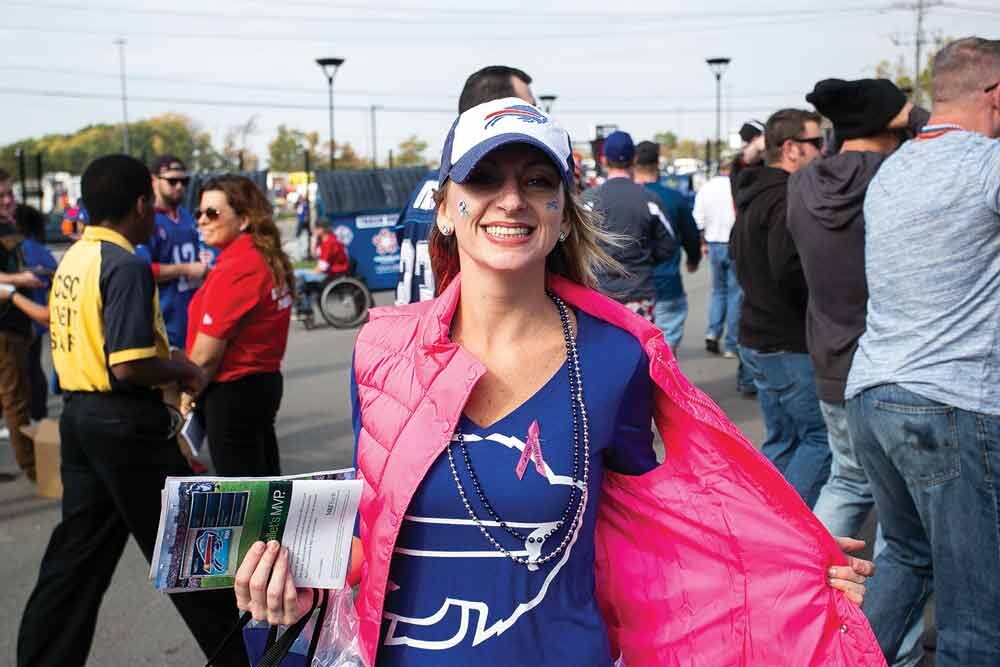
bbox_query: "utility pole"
[890,0,942,106]
[913,0,928,106]
[370,105,381,169]
[114,38,130,154]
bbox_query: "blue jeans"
[294,268,326,311]
[813,401,874,538]
[848,384,1000,667]
[736,349,755,394]
[706,242,741,351]
[654,295,687,352]
[738,348,830,507]
[813,400,925,667]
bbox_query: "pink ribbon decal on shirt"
[515,420,547,480]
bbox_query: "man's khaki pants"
[0,330,35,480]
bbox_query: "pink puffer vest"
[351,274,886,667]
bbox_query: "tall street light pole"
[316,57,345,170]
[705,57,731,173]
[114,38,130,154]
[539,94,557,114]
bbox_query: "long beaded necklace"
[446,292,590,569]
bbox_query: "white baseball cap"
[438,97,575,191]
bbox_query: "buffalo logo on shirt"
[382,426,586,652]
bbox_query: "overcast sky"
[1,0,995,167]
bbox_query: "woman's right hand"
[234,541,314,625]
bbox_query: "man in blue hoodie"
[786,77,929,667]
[633,141,700,352]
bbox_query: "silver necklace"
[446,293,590,569]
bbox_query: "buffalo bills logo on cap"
[483,104,548,130]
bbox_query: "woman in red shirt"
[184,175,293,476]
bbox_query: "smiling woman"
[428,147,616,295]
[183,175,294,478]
[235,98,883,667]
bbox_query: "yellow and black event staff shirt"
[49,225,170,395]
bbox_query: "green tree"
[395,135,428,167]
[335,142,366,170]
[268,125,321,172]
[653,131,679,152]
[0,113,222,175]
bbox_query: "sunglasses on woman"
[195,207,223,221]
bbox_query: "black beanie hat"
[806,78,907,140]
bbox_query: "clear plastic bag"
[310,586,362,667]
[243,587,362,667]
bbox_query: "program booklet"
[150,469,361,593]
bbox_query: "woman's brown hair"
[199,174,294,291]
[429,180,621,294]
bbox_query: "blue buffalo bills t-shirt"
[135,206,201,348]
[394,169,439,305]
[352,310,657,666]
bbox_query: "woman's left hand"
[827,536,874,606]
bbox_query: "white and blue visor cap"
[439,97,575,191]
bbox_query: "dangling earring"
[439,224,454,237]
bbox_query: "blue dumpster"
[314,167,430,291]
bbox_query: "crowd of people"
[0,36,997,667]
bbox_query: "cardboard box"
[20,419,62,499]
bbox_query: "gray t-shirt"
[846,130,1000,414]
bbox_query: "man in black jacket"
[730,119,765,199]
[789,79,928,536]
[730,108,828,507]
[786,80,930,667]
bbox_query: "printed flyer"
[150,469,361,592]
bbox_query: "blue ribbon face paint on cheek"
[546,200,559,211]
[458,200,470,217]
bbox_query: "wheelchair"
[295,259,373,330]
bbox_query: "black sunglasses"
[791,136,824,150]
[986,81,999,94]
[159,176,190,187]
[194,207,222,221]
